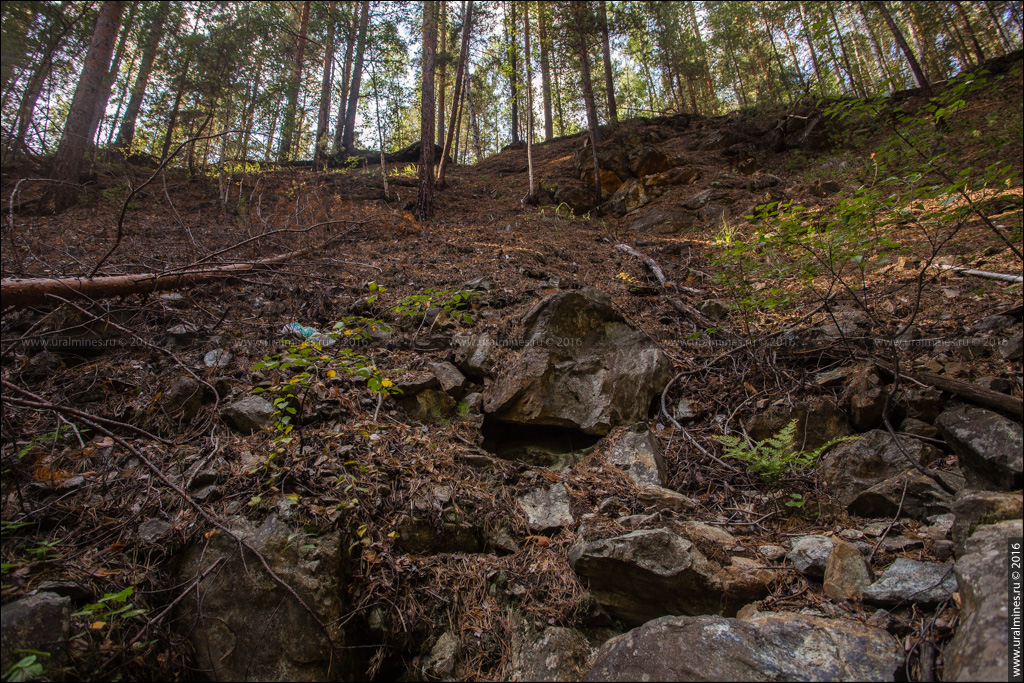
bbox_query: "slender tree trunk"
[939,2,975,68]
[686,2,716,108]
[437,0,447,147]
[265,102,280,162]
[858,1,893,89]
[524,0,535,200]
[553,57,565,137]
[572,5,601,205]
[239,65,263,163]
[87,1,136,148]
[115,2,169,152]
[38,1,123,215]
[984,1,1012,50]
[332,7,358,156]
[828,4,863,96]
[315,2,337,169]
[437,0,473,187]
[279,0,310,161]
[782,26,807,88]
[598,0,617,126]
[761,10,792,103]
[105,51,136,146]
[538,2,553,141]
[467,75,482,161]
[871,0,931,95]
[953,1,986,62]
[507,1,520,144]
[800,2,826,92]
[342,0,370,153]
[416,0,438,221]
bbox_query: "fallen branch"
[1,236,340,311]
[930,263,1023,284]
[615,243,666,285]
[875,361,1023,420]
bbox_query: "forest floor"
[1,54,1022,681]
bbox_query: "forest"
[1,1,1023,682]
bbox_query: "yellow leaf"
[204,529,219,539]
[90,621,107,630]
[326,370,337,379]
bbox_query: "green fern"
[713,419,859,482]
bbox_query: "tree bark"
[437,0,447,148]
[871,1,931,95]
[38,1,124,215]
[953,1,986,63]
[984,1,1012,51]
[800,2,826,92]
[598,0,617,126]
[571,3,601,205]
[437,0,474,187]
[342,0,370,153]
[507,1,520,144]
[828,4,864,96]
[115,2,170,152]
[857,1,893,89]
[524,0,535,201]
[538,2,553,141]
[416,0,438,221]
[332,6,358,156]
[87,1,136,148]
[279,0,311,161]
[314,2,337,169]
[467,75,482,161]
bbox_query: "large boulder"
[951,489,1023,554]
[629,208,696,235]
[483,288,672,436]
[744,397,850,452]
[585,611,902,682]
[1,592,71,679]
[629,148,674,177]
[849,469,962,521]
[568,526,771,626]
[173,515,350,682]
[518,483,575,533]
[943,519,1024,681]
[607,179,651,216]
[862,558,957,606]
[786,535,834,579]
[935,405,1023,490]
[820,430,941,509]
[510,622,593,682]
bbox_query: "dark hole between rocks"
[481,416,603,468]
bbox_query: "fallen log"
[875,361,1023,420]
[2,244,317,311]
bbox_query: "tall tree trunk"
[342,0,370,153]
[939,2,975,68]
[467,74,482,161]
[115,2,170,152]
[87,1,136,148]
[279,0,311,161]
[984,1,1012,50]
[38,1,123,215]
[538,2,553,141]
[782,26,807,88]
[598,0,617,126]
[953,1,986,62]
[800,2,826,92]
[9,2,78,157]
[828,4,864,96]
[437,0,473,187]
[761,10,792,103]
[686,2,716,108]
[572,4,601,205]
[315,2,337,169]
[437,0,447,148]
[524,0,535,201]
[332,7,358,156]
[871,1,931,95]
[239,65,263,163]
[105,51,136,146]
[416,0,438,221]
[507,1,520,144]
[858,1,893,89]
[553,56,565,137]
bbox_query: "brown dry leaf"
[90,621,107,630]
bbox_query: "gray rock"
[510,624,592,682]
[452,334,495,379]
[173,515,349,682]
[744,398,850,453]
[423,631,460,679]
[999,331,1023,360]
[163,376,206,421]
[975,376,1013,394]
[787,535,835,579]
[630,208,695,235]
[758,545,788,562]
[607,179,650,216]
[393,370,439,395]
[935,405,1023,490]
[483,288,672,436]
[204,349,232,368]
[823,541,872,601]
[553,186,595,214]
[849,469,962,521]
[221,395,276,434]
[862,558,957,605]
[951,489,1024,554]
[900,417,940,441]
[680,188,713,210]
[606,429,666,487]
[585,611,901,682]
[463,275,495,292]
[636,485,696,511]
[138,518,173,545]
[1,592,70,678]
[674,398,707,422]
[820,429,941,508]
[844,364,887,431]
[518,483,574,533]
[167,323,197,344]
[568,528,724,626]
[428,361,468,397]
[945,519,1024,681]
[698,299,730,321]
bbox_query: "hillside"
[1,52,1022,683]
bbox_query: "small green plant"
[713,419,859,482]
[4,652,48,682]
[72,587,146,630]
[391,288,479,326]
